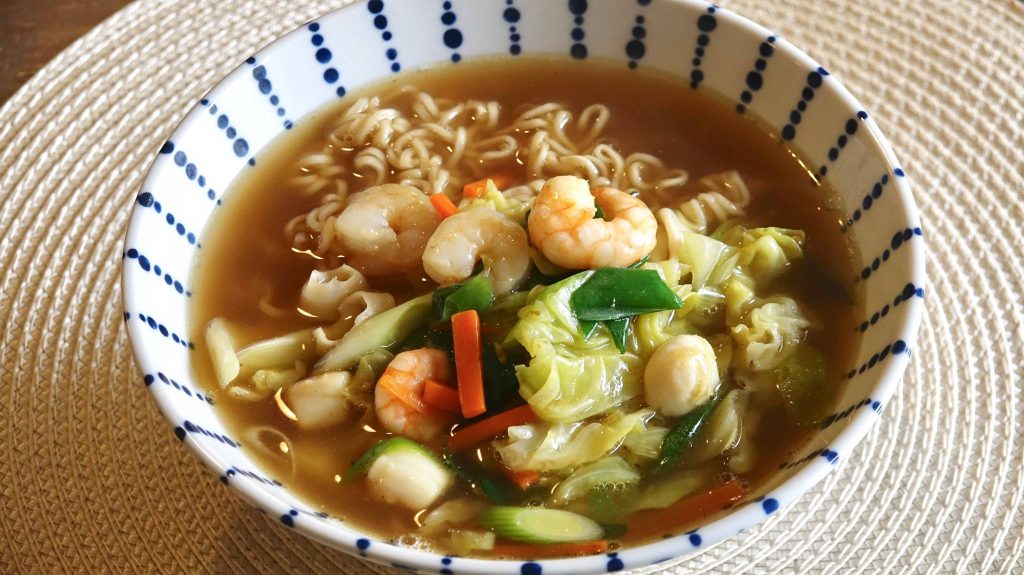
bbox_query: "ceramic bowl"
[122,0,925,573]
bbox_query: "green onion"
[655,393,722,472]
[433,274,495,322]
[346,437,434,479]
[593,205,606,220]
[605,317,630,353]
[480,506,604,544]
[570,268,682,322]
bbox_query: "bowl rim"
[122,0,926,572]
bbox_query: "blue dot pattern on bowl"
[197,99,254,164]
[818,111,868,176]
[625,1,649,69]
[144,372,212,405]
[245,58,294,130]
[158,141,219,203]
[781,67,829,141]
[736,36,775,113]
[367,0,402,73]
[307,22,348,97]
[568,0,588,59]
[521,562,542,575]
[503,0,522,55]
[844,171,899,231]
[689,6,718,88]
[857,282,924,334]
[124,1,925,573]
[440,2,464,63]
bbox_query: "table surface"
[0,0,132,105]
[0,1,1021,573]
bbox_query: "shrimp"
[422,207,530,295]
[528,175,657,269]
[375,348,453,442]
[334,183,440,276]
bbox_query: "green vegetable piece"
[442,447,510,504]
[605,318,630,353]
[656,393,722,472]
[480,506,604,544]
[346,437,435,479]
[433,274,495,322]
[570,268,682,322]
[593,205,606,220]
[776,345,832,425]
[314,293,433,373]
[480,340,521,415]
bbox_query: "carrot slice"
[504,468,542,490]
[491,540,610,558]
[422,379,461,413]
[449,404,537,452]
[462,178,490,199]
[624,479,747,540]
[452,309,486,419]
[430,193,459,219]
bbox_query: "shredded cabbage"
[511,272,642,422]
[731,297,810,371]
[494,409,653,473]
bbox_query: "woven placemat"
[1,0,1021,572]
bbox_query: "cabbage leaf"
[494,409,653,472]
[511,272,642,422]
[731,297,810,371]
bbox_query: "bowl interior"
[122,0,924,573]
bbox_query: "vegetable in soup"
[190,56,861,558]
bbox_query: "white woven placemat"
[1,0,1021,573]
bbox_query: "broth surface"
[191,56,860,553]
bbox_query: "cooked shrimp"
[528,175,657,269]
[334,183,440,276]
[375,348,453,442]
[422,207,530,295]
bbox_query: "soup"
[191,56,860,558]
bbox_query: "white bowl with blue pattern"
[122,0,925,573]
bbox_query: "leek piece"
[314,293,432,373]
[480,506,604,544]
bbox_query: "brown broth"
[190,56,861,554]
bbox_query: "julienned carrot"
[430,193,459,218]
[504,468,542,490]
[449,404,537,451]
[452,309,486,419]
[490,540,609,558]
[422,379,461,413]
[624,479,747,540]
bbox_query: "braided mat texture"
[1,1,1021,573]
